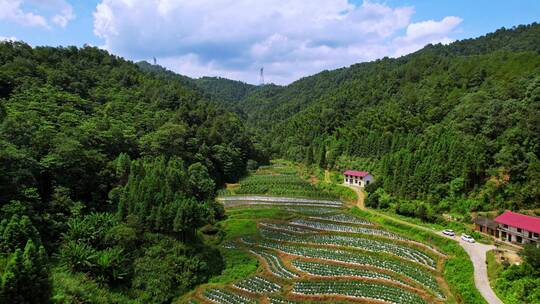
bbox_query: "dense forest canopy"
[0,41,265,302]
[209,23,540,219]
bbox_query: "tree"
[0,240,51,304]
[115,152,131,184]
[305,146,314,166]
[173,198,208,241]
[317,145,326,169]
[0,101,5,122]
[188,162,215,200]
[521,244,540,271]
[0,214,41,252]
[132,238,214,304]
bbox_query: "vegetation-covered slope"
[220,23,540,218]
[194,77,256,105]
[0,42,265,303]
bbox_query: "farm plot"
[221,201,343,209]
[218,196,344,210]
[259,222,318,234]
[308,213,373,226]
[187,164,449,304]
[249,248,299,279]
[253,241,443,298]
[259,228,436,268]
[291,260,412,287]
[292,281,427,304]
[233,276,282,294]
[229,174,338,199]
[203,288,258,304]
[218,196,342,206]
[290,218,407,241]
[268,296,301,304]
[284,206,341,216]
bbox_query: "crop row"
[260,228,435,268]
[259,222,317,234]
[284,206,341,215]
[221,201,342,209]
[249,248,298,279]
[290,218,407,241]
[232,175,338,199]
[218,196,342,206]
[223,241,239,249]
[268,296,301,304]
[203,288,257,304]
[233,276,282,294]
[255,241,443,298]
[291,260,411,287]
[308,213,373,226]
[292,281,427,304]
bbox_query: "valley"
[181,162,482,304]
[1,20,540,304]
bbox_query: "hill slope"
[0,41,264,302]
[215,23,540,215]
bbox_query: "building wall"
[344,174,372,187]
[498,224,540,246]
[475,224,499,237]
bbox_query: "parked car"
[461,234,475,243]
[442,229,455,236]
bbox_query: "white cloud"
[405,16,462,41]
[52,6,75,28]
[0,0,75,29]
[0,0,49,28]
[93,0,462,84]
[393,16,462,57]
[0,36,17,41]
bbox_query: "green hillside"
[218,23,540,217]
[0,42,265,303]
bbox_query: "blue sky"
[1,1,539,84]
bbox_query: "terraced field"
[185,164,449,304]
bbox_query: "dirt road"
[342,180,365,209]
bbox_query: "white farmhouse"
[343,170,372,187]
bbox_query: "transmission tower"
[259,67,265,86]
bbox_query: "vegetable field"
[184,164,449,303]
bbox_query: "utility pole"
[259,67,265,86]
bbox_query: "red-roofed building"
[343,170,372,188]
[495,211,540,246]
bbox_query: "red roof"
[343,170,370,177]
[494,211,540,234]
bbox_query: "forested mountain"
[136,62,256,105]
[194,77,256,104]
[0,42,265,302]
[220,23,540,218]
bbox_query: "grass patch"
[226,207,292,220]
[208,249,259,284]
[52,267,137,304]
[218,218,258,241]
[486,250,502,284]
